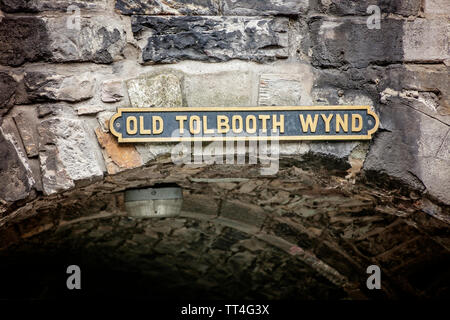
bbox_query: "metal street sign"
[109,106,379,143]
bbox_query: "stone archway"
[0,0,449,300]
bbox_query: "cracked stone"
[45,15,126,64]
[115,0,219,15]
[0,0,107,12]
[0,124,35,202]
[222,0,308,15]
[132,16,289,64]
[365,101,450,204]
[38,118,104,195]
[24,72,94,103]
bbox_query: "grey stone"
[101,80,124,103]
[310,18,404,67]
[45,16,126,64]
[318,0,421,17]
[185,71,253,108]
[258,73,312,106]
[24,72,94,103]
[37,104,69,118]
[424,0,450,16]
[115,0,219,15]
[13,107,39,158]
[0,16,51,66]
[132,16,289,64]
[0,126,34,202]
[0,72,18,115]
[222,0,308,15]
[126,72,184,163]
[403,19,449,63]
[309,142,359,160]
[38,118,104,195]
[76,105,106,116]
[0,0,107,12]
[126,73,183,108]
[364,101,450,204]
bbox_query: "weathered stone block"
[24,72,94,103]
[310,17,404,67]
[115,0,219,15]
[13,108,39,158]
[101,80,124,103]
[424,0,450,16]
[76,105,106,116]
[221,200,267,228]
[0,72,18,115]
[364,101,450,204]
[132,16,289,64]
[222,0,308,15]
[0,0,107,12]
[38,118,104,195]
[403,19,449,63]
[45,15,126,64]
[0,123,35,202]
[258,73,312,106]
[95,128,142,175]
[126,73,183,108]
[181,194,219,216]
[0,16,50,66]
[318,0,421,16]
[184,71,253,107]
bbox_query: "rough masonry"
[0,0,449,299]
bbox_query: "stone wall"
[0,0,449,300]
[0,2,449,224]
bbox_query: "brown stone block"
[95,128,142,175]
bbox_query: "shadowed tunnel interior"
[1,160,449,300]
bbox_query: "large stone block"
[258,73,312,106]
[1,117,42,193]
[115,0,219,15]
[13,107,39,158]
[45,16,126,64]
[0,15,126,66]
[318,0,421,16]
[403,19,449,63]
[0,72,18,115]
[24,71,94,103]
[101,80,124,103]
[0,0,107,12]
[364,101,450,204]
[222,0,308,15]
[0,16,51,66]
[185,71,253,107]
[424,0,450,16]
[310,17,404,67]
[95,128,142,175]
[126,73,183,108]
[0,125,34,202]
[38,118,104,195]
[132,16,289,64]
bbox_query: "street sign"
[109,106,379,143]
